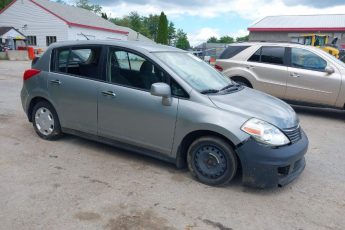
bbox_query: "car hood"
[208,87,299,129]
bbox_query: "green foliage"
[207,36,234,44]
[236,35,249,42]
[219,36,234,43]
[207,36,218,43]
[0,0,12,10]
[75,0,102,14]
[168,22,176,45]
[101,12,108,20]
[175,29,190,50]
[156,12,168,44]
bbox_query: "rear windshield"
[218,46,249,59]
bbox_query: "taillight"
[215,64,223,72]
[23,69,41,81]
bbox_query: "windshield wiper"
[200,89,220,94]
[220,83,241,92]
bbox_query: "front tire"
[187,136,238,186]
[32,101,62,140]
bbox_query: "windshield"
[320,49,345,68]
[154,52,233,92]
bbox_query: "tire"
[234,79,251,88]
[187,136,238,186]
[32,101,62,140]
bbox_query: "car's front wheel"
[32,101,62,140]
[187,136,238,186]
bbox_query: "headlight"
[241,118,290,146]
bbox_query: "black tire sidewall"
[187,136,237,186]
[32,101,62,140]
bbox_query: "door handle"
[102,91,116,97]
[50,79,61,85]
[290,73,301,78]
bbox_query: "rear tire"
[187,136,237,186]
[32,101,62,140]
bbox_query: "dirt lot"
[0,60,345,230]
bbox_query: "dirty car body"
[21,40,308,188]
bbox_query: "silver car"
[215,42,345,109]
[21,41,308,188]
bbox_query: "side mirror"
[150,82,172,106]
[325,66,335,74]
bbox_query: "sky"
[66,0,345,46]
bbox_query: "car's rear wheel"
[32,101,62,140]
[187,136,237,186]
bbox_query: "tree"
[236,35,249,42]
[207,36,218,43]
[219,36,234,44]
[101,12,108,20]
[175,29,190,50]
[110,17,131,28]
[168,22,176,46]
[0,0,12,10]
[128,11,142,33]
[156,12,168,45]
[143,14,159,40]
[75,0,102,14]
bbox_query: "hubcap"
[194,145,227,179]
[35,107,54,136]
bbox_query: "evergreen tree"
[156,12,168,44]
[0,0,12,10]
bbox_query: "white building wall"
[0,0,68,48]
[67,26,128,41]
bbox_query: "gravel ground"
[0,60,345,230]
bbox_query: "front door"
[98,48,178,155]
[48,46,104,134]
[285,47,341,106]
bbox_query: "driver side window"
[291,48,327,72]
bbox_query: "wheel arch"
[231,76,253,88]
[27,97,55,122]
[175,130,241,169]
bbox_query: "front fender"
[171,99,250,159]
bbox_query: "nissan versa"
[21,41,308,188]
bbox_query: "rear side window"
[53,46,103,80]
[218,46,249,59]
[261,47,285,65]
[248,46,286,65]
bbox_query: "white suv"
[215,42,345,109]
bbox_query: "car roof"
[48,40,184,53]
[227,41,312,49]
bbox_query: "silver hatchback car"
[21,41,308,188]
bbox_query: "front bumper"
[235,130,308,188]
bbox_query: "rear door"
[97,47,179,155]
[285,47,341,106]
[246,46,289,98]
[48,45,105,134]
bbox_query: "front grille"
[283,126,302,144]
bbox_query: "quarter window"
[218,46,249,59]
[291,48,327,71]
